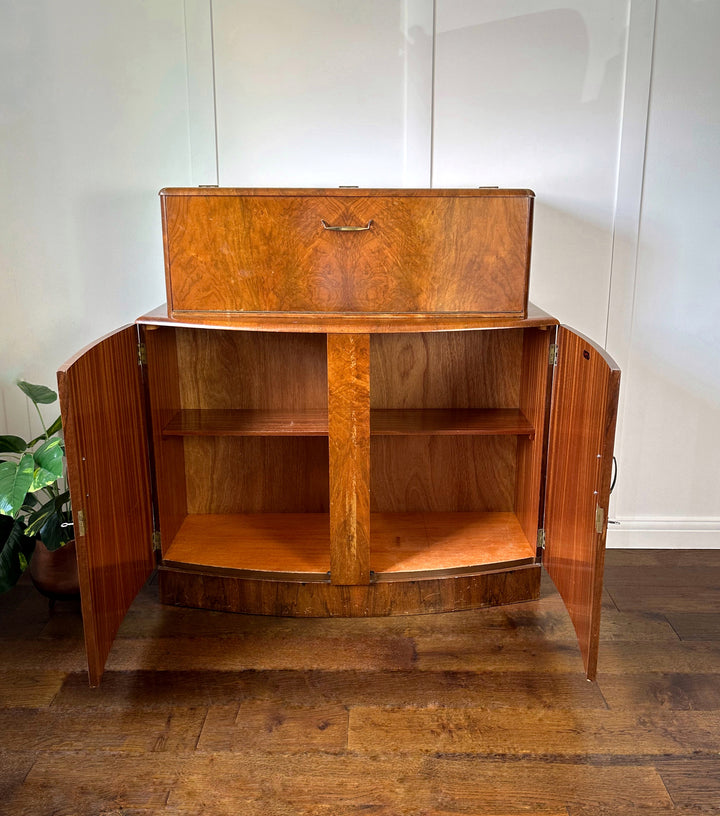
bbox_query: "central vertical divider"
[327,333,371,585]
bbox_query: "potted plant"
[0,381,75,597]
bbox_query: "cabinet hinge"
[77,509,86,537]
[549,343,559,366]
[152,531,162,552]
[595,505,605,535]
[537,528,546,549]
[137,342,147,366]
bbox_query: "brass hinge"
[152,531,161,552]
[137,342,147,366]
[549,343,559,366]
[595,505,605,534]
[537,528,546,549]
[77,509,86,537]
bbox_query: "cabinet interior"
[144,323,552,580]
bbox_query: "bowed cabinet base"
[158,562,542,617]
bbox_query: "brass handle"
[321,219,373,232]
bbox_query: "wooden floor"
[1,548,720,815]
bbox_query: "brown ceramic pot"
[29,539,80,600]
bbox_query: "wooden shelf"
[372,409,534,437]
[161,511,535,578]
[162,408,534,438]
[370,512,535,575]
[163,409,329,437]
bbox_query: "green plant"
[0,381,72,592]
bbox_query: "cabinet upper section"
[160,188,534,320]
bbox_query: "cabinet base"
[158,563,541,617]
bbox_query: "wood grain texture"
[163,408,329,436]
[196,702,348,752]
[347,706,720,756]
[371,435,518,512]
[159,563,541,617]
[370,329,524,409]
[163,513,331,576]
[515,327,553,545]
[161,188,533,316]
[143,326,187,551]
[139,299,559,334]
[544,327,620,680]
[57,325,154,687]
[372,407,533,436]
[161,406,534,437]
[53,668,608,709]
[175,328,328,411]
[3,548,718,815]
[183,437,329,514]
[328,334,371,585]
[370,329,524,514]
[0,672,66,707]
[160,511,534,579]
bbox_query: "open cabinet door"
[58,325,154,686]
[544,327,620,680]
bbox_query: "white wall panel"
[211,0,433,187]
[433,0,630,343]
[607,0,720,546]
[0,1,191,437]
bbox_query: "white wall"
[606,0,720,547]
[0,0,191,438]
[1,0,718,545]
[211,0,433,187]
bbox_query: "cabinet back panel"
[175,329,328,410]
[370,436,517,513]
[370,330,523,409]
[184,437,329,514]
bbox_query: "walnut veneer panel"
[327,334,371,585]
[371,436,518,513]
[174,329,327,411]
[544,327,620,680]
[161,189,533,316]
[184,437,329,514]
[58,326,154,687]
[370,330,524,409]
[159,562,541,617]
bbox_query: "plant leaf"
[17,381,57,405]
[0,455,34,517]
[33,438,63,478]
[0,516,35,593]
[38,513,64,551]
[0,435,27,454]
[25,490,72,541]
[46,415,63,436]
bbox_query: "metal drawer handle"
[321,219,373,232]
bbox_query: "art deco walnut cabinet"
[58,188,620,686]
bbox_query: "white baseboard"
[606,518,720,549]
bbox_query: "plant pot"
[29,539,80,600]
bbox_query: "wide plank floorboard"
[1,549,720,815]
